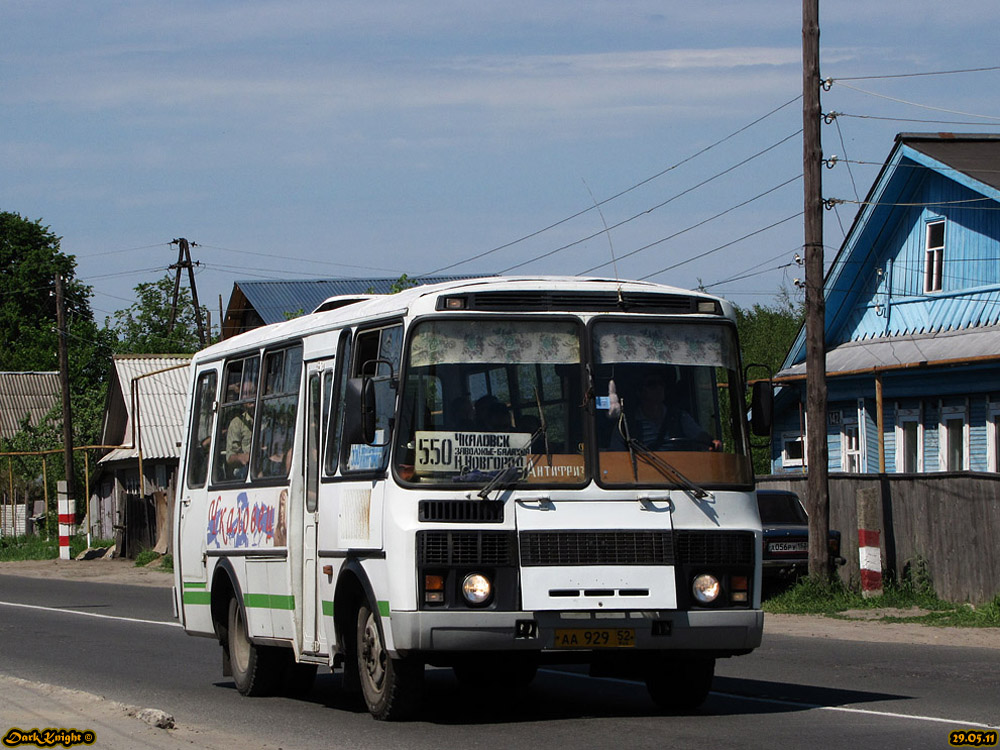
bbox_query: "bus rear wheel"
[356,603,423,720]
[228,597,282,696]
[644,656,715,712]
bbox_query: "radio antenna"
[582,178,623,301]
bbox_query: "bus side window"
[344,323,402,472]
[213,355,260,483]
[254,345,303,480]
[186,370,217,489]
[325,332,352,476]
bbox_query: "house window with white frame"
[924,219,945,293]
[841,410,861,473]
[781,432,805,468]
[939,402,968,472]
[896,405,922,473]
[988,403,1000,473]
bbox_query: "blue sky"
[3,1,1000,328]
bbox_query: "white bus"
[173,276,772,720]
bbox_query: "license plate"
[769,541,808,553]
[553,628,635,649]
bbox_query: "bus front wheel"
[356,603,423,720]
[227,597,281,696]
[644,656,715,711]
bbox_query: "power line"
[502,132,802,275]
[834,112,1000,127]
[80,243,171,259]
[832,65,1000,82]
[698,248,800,290]
[578,174,802,277]
[418,94,803,277]
[832,81,1000,122]
[636,210,803,281]
[195,244,404,275]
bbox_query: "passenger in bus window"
[611,371,720,451]
[475,395,511,431]
[226,380,256,478]
[448,396,475,430]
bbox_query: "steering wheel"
[654,437,714,452]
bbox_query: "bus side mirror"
[344,377,377,445]
[750,381,773,437]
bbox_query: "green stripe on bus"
[322,600,334,617]
[378,600,390,618]
[183,591,211,605]
[183,581,207,589]
[243,593,296,610]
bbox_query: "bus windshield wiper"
[625,437,710,499]
[477,427,544,501]
[614,399,709,499]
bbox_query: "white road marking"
[0,599,181,628]
[540,669,999,729]
[712,691,998,730]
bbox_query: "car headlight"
[692,573,721,604]
[462,573,492,605]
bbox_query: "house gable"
[782,133,1000,371]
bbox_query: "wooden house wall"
[757,472,1000,604]
[843,172,1000,343]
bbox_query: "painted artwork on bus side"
[206,489,288,549]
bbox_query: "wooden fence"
[757,473,1000,604]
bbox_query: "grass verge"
[0,534,89,561]
[764,577,1000,628]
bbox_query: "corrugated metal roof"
[776,324,1000,380]
[235,277,482,325]
[0,372,60,440]
[99,356,191,463]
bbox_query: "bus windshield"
[395,318,587,486]
[591,319,752,489]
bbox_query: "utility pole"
[54,274,76,515]
[803,0,830,580]
[168,238,207,348]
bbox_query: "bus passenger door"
[302,360,333,654]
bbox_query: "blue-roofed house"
[771,133,1000,475]
[221,277,482,339]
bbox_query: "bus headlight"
[462,573,492,605]
[692,574,721,604]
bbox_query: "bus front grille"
[519,530,674,566]
[518,530,755,567]
[674,531,755,565]
[418,500,504,523]
[417,531,516,565]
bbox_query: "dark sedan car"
[756,489,843,580]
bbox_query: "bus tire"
[228,597,281,696]
[644,656,715,712]
[356,603,423,721]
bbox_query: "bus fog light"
[692,574,721,604]
[462,573,492,605]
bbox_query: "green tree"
[107,273,206,354]
[734,288,804,475]
[0,212,114,446]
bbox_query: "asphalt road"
[0,573,997,749]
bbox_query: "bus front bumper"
[389,609,763,655]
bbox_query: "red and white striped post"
[856,487,883,598]
[57,481,74,561]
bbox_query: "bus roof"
[192,276,733,362]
